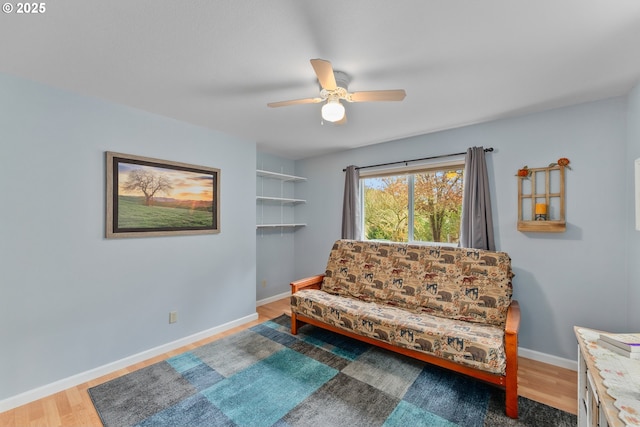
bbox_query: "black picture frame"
[106,152,220,238]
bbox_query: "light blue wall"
[294,96,631,361]
[627,83,640,329]
[0,73,256,401]
[3,70,638,405]
[255,152,300,300]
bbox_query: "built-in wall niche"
[256,169,307,230]
[516,158,569,233]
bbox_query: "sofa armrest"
[504,299,520,418]
[291,275,324,293]
[505,300,520,336]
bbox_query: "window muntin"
[362,163,464,245]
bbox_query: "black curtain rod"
[343,147,494,172]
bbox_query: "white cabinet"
[578,345,609,427]
[256,169,306,229]
[575,327,637,427]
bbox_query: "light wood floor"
[0,298,577,426]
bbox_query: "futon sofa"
[290,239,520,418]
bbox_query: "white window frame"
[359,157,465,246]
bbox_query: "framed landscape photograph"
[106,152,220,238]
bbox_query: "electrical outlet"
[169,311,178,324]
[261,280,267,288]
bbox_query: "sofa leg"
[505,390,518,419]
[291,312,299,335]
[504,325,519,418]
[505,373,518,418]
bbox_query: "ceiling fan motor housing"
[319,71,350,101]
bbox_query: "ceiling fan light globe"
[321,100,345,122]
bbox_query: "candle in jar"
[535,203,547,215]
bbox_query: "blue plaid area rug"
[88,315,575,427]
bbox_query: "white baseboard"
[256,291,290,307]
[519,347,577,371]
[0,312,259,413]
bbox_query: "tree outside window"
[363,176,408,242]
[362,165,464,244]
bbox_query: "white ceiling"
[2,1,640,159]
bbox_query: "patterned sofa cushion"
[291,289,507,375]
[321,240,513,326]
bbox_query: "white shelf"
[256,169,306,182]
[256,169,306,231]
[256,196,306,204]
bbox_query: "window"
[361,161,464,245]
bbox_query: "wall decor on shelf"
[516,157,570,233]
[106,152,220,238]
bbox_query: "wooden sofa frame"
[291,274,521,419]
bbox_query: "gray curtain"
[342,165,361,239]
[460,147,495,250]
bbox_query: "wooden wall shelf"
[517,220,566,233]
[517,164,566,233]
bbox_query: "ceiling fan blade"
[267,97,323,108]
[348,89,406,102]
[310,59,337,91]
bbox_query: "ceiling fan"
[267,59,406,124]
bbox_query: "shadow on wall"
[518,223,583,241]
[511,267,569,358]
